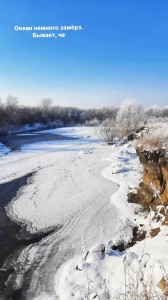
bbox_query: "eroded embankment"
[128,147,168,296]
[129,148,168,216]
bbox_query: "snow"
[59,228,168,300]
[136,122,168,152]
[16,127,99,154]
[35,126,99,140]
[0,127,121,296]
[1,126,167,299]
[54,138,168,300]
[54,140,145,300]
[4,128,139,239]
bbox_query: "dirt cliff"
[128,146,168,296]
[128,147,168,210]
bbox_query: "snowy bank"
[55,141,168,300]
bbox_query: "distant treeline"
[0,96,118,134]
[0,96,168,134]
[146,106,168,118]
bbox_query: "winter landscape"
[0,98,168,299]
[1,1,168,299]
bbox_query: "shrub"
[116,98,145,137]
[98,118,117,145]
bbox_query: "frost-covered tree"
[99,118,117,144]
[116,98,145,136]
[39,98,53,111]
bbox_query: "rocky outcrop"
[128,148,168,209]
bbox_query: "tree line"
[0,96,118,134]
[0,95,168,135]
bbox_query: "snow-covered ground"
[55,228,168,300]
[34,126,99,138]
[20,126,100,154]
[0,126,167,299]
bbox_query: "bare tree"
[6,95,19,112]
[39,98,53,111]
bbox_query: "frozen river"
[0,127,122,299]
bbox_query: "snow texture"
[1,126,167,299]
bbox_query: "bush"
[116,98,145,137]
[98,118,117,145]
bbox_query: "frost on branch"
[116,98,145,137]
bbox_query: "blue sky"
[0,0,168,108]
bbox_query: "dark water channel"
[0,173,59,300]
[0,131,77,152]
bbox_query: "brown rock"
[133,227,146,242]
[136,148,167,166]
[158,277,168,296]
[150,227,160,237]
[132,148,168,209]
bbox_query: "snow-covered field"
[0,126,167,299]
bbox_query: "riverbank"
[55,135,168,300]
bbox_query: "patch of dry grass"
[136,123,168,154]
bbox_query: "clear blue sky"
[0,0,168,108]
